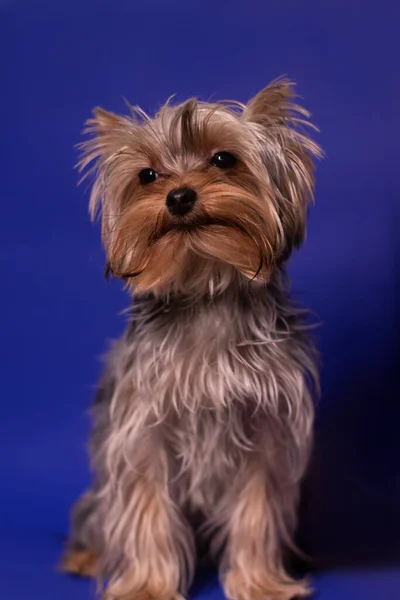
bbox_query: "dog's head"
[80,78,321,297]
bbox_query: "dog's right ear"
[79,107,125,172]
[89,107,123,134]
[78,107,132,222]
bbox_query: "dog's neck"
[126,268,303,345]
[132,268,289,312]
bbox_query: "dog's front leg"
[100,425,194,600]
[217,459,310,600]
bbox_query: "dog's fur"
[62,78,321,600]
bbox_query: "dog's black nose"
[166,187,197,216]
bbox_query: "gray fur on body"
[70,270,317,590]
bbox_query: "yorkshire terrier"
[62,78,321,600]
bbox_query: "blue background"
[1,0,399,598]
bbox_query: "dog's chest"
[170,405,247,511]
[126,303,273,508]
[118,293,295,509]
[131,302,269,413]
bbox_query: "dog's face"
[80,79,321,297]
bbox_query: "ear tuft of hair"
[244,77,323,256]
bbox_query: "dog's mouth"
[107,204,273,286]
[152,212,240,239]
[106,218,243,282]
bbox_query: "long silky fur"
[66,78,321,600]
[69,273,318,598]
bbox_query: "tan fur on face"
[79,78,321,297]
[105,172,278,295]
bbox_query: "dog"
[62,78,321,600]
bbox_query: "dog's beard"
[106,183,281,297]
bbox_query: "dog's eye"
[138,168,159,185]
[211,152,237,170]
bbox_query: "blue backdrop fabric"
[1,1,399,598]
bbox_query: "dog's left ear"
[243,78,322,257]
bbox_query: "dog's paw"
[103,583,185,600]
[223,569,311,600]
[104,592,184,600]
[60,548,98,578]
